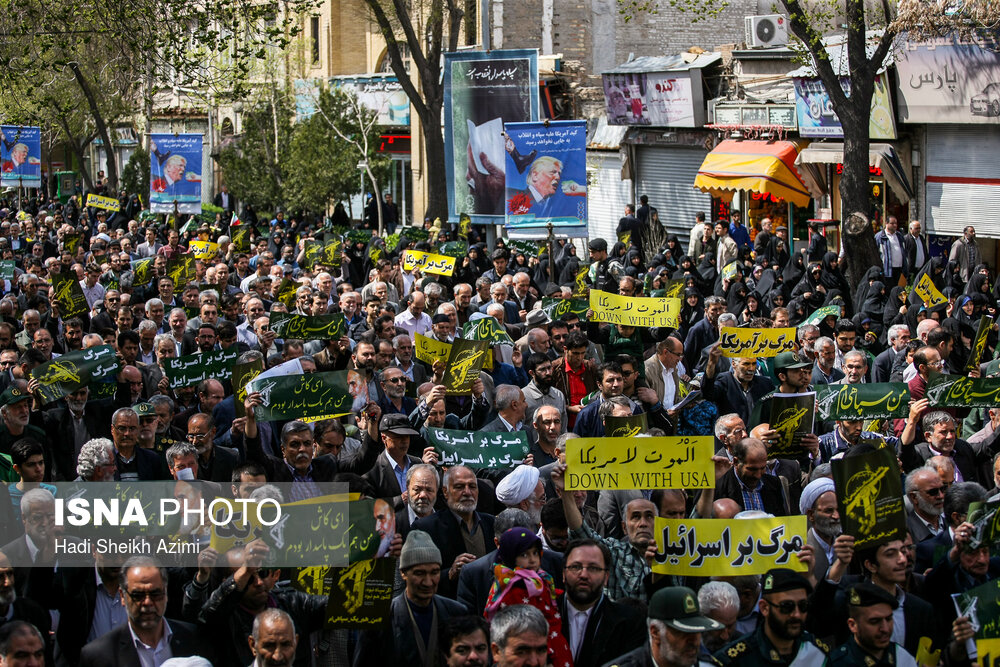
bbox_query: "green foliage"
[0,0,319,189]
[217,86,387,215]
[283,87,390,213]
[216,96,294,211]
[120,147,149,199]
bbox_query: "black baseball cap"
[379,413,419,436]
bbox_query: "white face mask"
[175,467,195,481]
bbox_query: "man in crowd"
[0,198,990,667]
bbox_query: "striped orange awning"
[694,140,813,207]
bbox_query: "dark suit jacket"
[811,362,845,386]
[245,430,341,482]
[872,347,898,384]
[810,576,940,657]
[457,548,565,616]
[395,360,428,386]
[412,509,496,599]
[363,450,421,511]
[700,370,775,427]
[901,439,982,484]
[914,528,953,574]
[357,594,469,664]
[116,447,171,481]
[715,468,788,516]
[558,594,647,667]
[199,444,240,484]
[904,234,929,277]
[42,398,119,480]
[479,300,521,324]
[88,310,116,333]
[78,619,210,667]
[906,509,939,545]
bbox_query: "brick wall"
[500,0,760,116]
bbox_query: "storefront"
[693,138,814,242]
[794,141,913,226]
[631,134,715,238]
[586,119,632,245]
[600,52,721,239]
[922,125,1000,236]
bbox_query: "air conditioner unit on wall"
[745,15,789,48]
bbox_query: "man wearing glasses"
[715,568,829,665]
[903,468,946,543]
[378,367,416,417]
[184,412,239,484]
[111,407,170,482]
[557,538,646,666]
[79,557,208,666]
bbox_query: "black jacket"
[700,369,775,428]
[901,439,983,485]
[871,347,899,384]
[190,575,326,667]
[357,594,469,664]
[245,429,379,483]
[809,575,940,657]
[558,594,647,667]
[78,619,210,667]
[363,450,422,511]
[41,397,120,480]
[197,444,240,484]
[715,468,789,516]
[412,509,496,599]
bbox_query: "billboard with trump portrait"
[1,126,42,188]
[444,49,538,224]
[504,120,588,238]
[149,133,204,214]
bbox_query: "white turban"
[161,659,213,667]
[495,465,540,506]
[799,477,836,514]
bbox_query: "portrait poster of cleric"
[149,133,204,214]
[0,125,42,188]
[504,120,587,231]
[444,49,538,222]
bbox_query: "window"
[310,16,320,64]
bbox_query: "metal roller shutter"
[636,146,713,239]
[925,125,1000,238]
[586,151,632,244]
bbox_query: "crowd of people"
[0,193,996,667]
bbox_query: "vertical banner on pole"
[444,49,539,224]
[149,134,204,214]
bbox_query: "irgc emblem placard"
[832,446,906,550]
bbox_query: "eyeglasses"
[768,599,810,614]
[565,564,607,574]
[124,588,166,602]
[187,432,210,442]
[383,377,406,384]
[921,486,945,497]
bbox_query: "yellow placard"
[414,333,451,364]
[913,272,947,308]
[588,290,681,329]
[565,436,714,490]
[189,240,219,260]
[402,249,455,276]
[652,517,808,576]
[415,333,492,371]
[719,327,796,358]
[85,193,121,212]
